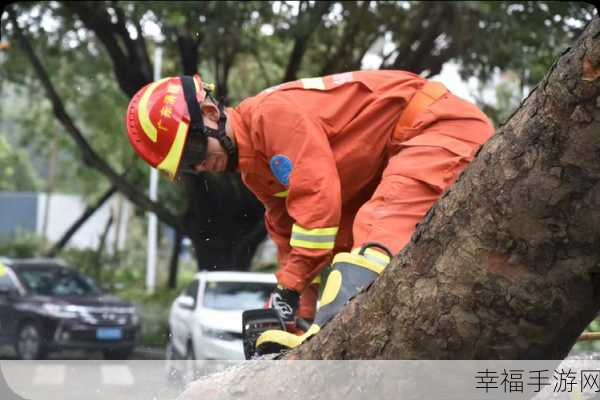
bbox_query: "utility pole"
[146,47,162,295]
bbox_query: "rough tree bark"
[178,14,600,400]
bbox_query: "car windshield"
[14,266,101,296]
[203,281,274,310]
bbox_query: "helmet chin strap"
[205,94,238,172]
[180,75,238,173]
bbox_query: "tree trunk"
[167,229,182,289]
[177,35,200,76]
[282,1,335,82]
[94,212,113,283]
[178,14,600,399]
[182,173,266,270]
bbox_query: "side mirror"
[177,296,195,310]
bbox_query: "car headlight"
[42,303,80,319]
[202,326,238,341]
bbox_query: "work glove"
[266,285,300,330]
[298,276,320,323]
[256,243,392,355]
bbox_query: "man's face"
[192,114,228,173]
[192,136,228,173]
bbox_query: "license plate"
[96,327,122,340]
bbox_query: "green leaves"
[0,134,41,192]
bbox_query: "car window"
[14,267,101,296]
[0,265,17,291]
[184,279,199,300]
[203,281,275,311]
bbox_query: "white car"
[166,271,276,367]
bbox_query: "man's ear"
[201,101,220,122]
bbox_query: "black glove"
[267,286,300,326]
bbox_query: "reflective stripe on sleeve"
[301,77,326,90]
[290,224,338,250]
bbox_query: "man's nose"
[193,161,207,172]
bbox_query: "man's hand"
[266,286,300,329]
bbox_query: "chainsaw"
[242,308,310,359]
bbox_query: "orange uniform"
[228,70,493,299]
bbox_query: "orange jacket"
[227,70,488,293]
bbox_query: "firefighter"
[125,70,494,352]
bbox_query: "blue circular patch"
[269,155,292,186]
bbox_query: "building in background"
[0,191,131,252]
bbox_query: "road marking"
[32,364,66,385]
[100,364,135,386]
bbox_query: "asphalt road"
[0,344,166,360]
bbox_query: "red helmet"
[125,74,214,180]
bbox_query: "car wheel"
[15,322,46,360]
[181,341,198,386]
[102,347,134,360]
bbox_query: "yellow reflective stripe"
[256,329,304,349]
[351,247,391,267]
[302,323,320,338]
[319,270,341,307]
[138,78,169,143]
[301,77,325,90]
[274,190,288,198]
[156,121,188,180]
[332,252,385,275]
[292,225,338,236]
[289,239,335,250]
[310,275,321,285]
[256,324,321,351]
[290,224,338,249]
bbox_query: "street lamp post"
[146,47,163,295]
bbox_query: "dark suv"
[0,257,140,359]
